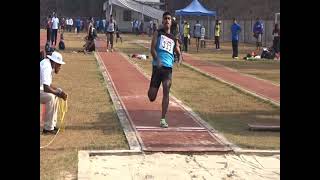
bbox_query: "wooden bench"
[248,123,280,131]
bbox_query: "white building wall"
[112,5,159,32]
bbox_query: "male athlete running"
[148,11,182,128]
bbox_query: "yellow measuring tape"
[40,99,68,149]
[57,99,68,131]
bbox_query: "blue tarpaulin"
[175,0,216,16]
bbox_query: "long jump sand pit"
[83,152,280,180]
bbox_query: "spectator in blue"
[80,19,84,31]
[231,18,241,59]
[134,20,139,35]
[76,17,81,33]
[102,18,106,32]
[253,17,264,51]
[131,19,135,33]
[95,19,99,31]
[99,19,104,33]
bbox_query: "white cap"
[47,51,65,64]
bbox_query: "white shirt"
[69,18,73,26]
[107,20,116,32]
[201,27,205,39]
[40,59,53,91]
[135,21,139,28]
[52,17,59,29]
[194,23,201,37]
[66,19,69,25]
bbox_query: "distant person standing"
[80,19,84,31]
[60,17,65,34]
[46,15,52,44]
[183,21,190,52]
[253,17,264,50]
[171,17,181,62]
[137,20,141,34]
[69,18,73,32]
[131,20,135,33]
[75,17,81,34]
[272,23,280,54]
[96,19,99,31]
[115,24,122,43]
[65,18,69,32]
[214,20,221,50]
[106,15,116,52]
[135,20,140,35]
[200,25,206,48]
[171,17,180,40]
[51,14,59,46]
[102,18,106,32]
[153,20,158,33]
[193,20,201,52]
[87,17,94,37]
[133,20,136,34]
[231,18,241,59]
[140,20,144,34]
[68,17,72,32]
[148,20,153,37]
[99,19,104,33]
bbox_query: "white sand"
[88,153,280,180]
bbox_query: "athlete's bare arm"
[174,40,182,64]
[151,31,162,67]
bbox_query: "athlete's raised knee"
[148,90,157,102]
[148,94,156,102]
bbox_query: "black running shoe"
[42,128,58,135]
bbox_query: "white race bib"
[107,22,115,32]
[159,35,174,54]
